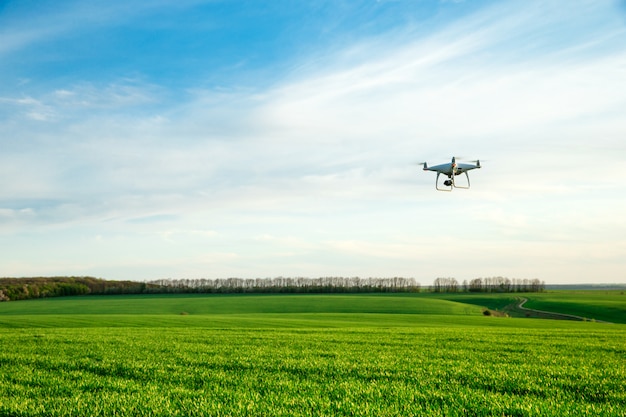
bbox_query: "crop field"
[428,291,626,323]
[0,293,625,416]
[515,291,626,323]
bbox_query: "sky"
[1,0,626,285]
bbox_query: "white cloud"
[52,82,160,109]
[159,228,218,242]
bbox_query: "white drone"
[421,156,481,191]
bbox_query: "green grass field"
[518,291,626,323]
[0,293,624,416]
[429,290,626,323]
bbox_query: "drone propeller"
[454,157,484,165]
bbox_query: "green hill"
[0,293,484,328]
[1,291,624,328]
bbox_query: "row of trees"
[0,276,421,301]
[0,275,546,301]
[148,277,421,294]
[0,277,157,301]
[433,276,545,293]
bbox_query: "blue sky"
[1,0,626,284]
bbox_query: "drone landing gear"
[435,173,452,191]
[436,172,470,191]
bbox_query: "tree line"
[0,277,156,301]
[148,276,421,294]
[0,275,545,302]
[432,276,545,293]
[0,276,421,301]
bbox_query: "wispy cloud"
[1,80,162,123]
[0,0,207,57]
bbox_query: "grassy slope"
[0,293,478,314]
[0,292,624,327]
[0,293,486,328]
[521,290,626,323]
[427,291,626,324]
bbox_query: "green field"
[0,293,625,416]
[428,291,626,323]
[517,291,626,323]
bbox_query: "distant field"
[519,290,626,323]
[0,293,624,416]
[0,293,484,329]
[428,290,626,324]
[1,290,623,320]
[0,293,481,316]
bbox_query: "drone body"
[421,156,481,191]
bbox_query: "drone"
[420,156,481,191]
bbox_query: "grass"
[0,293,480,315]
[427,290,626,323]
[0,292,625,416]
[519,291,626,323]
[1,326,624,416]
